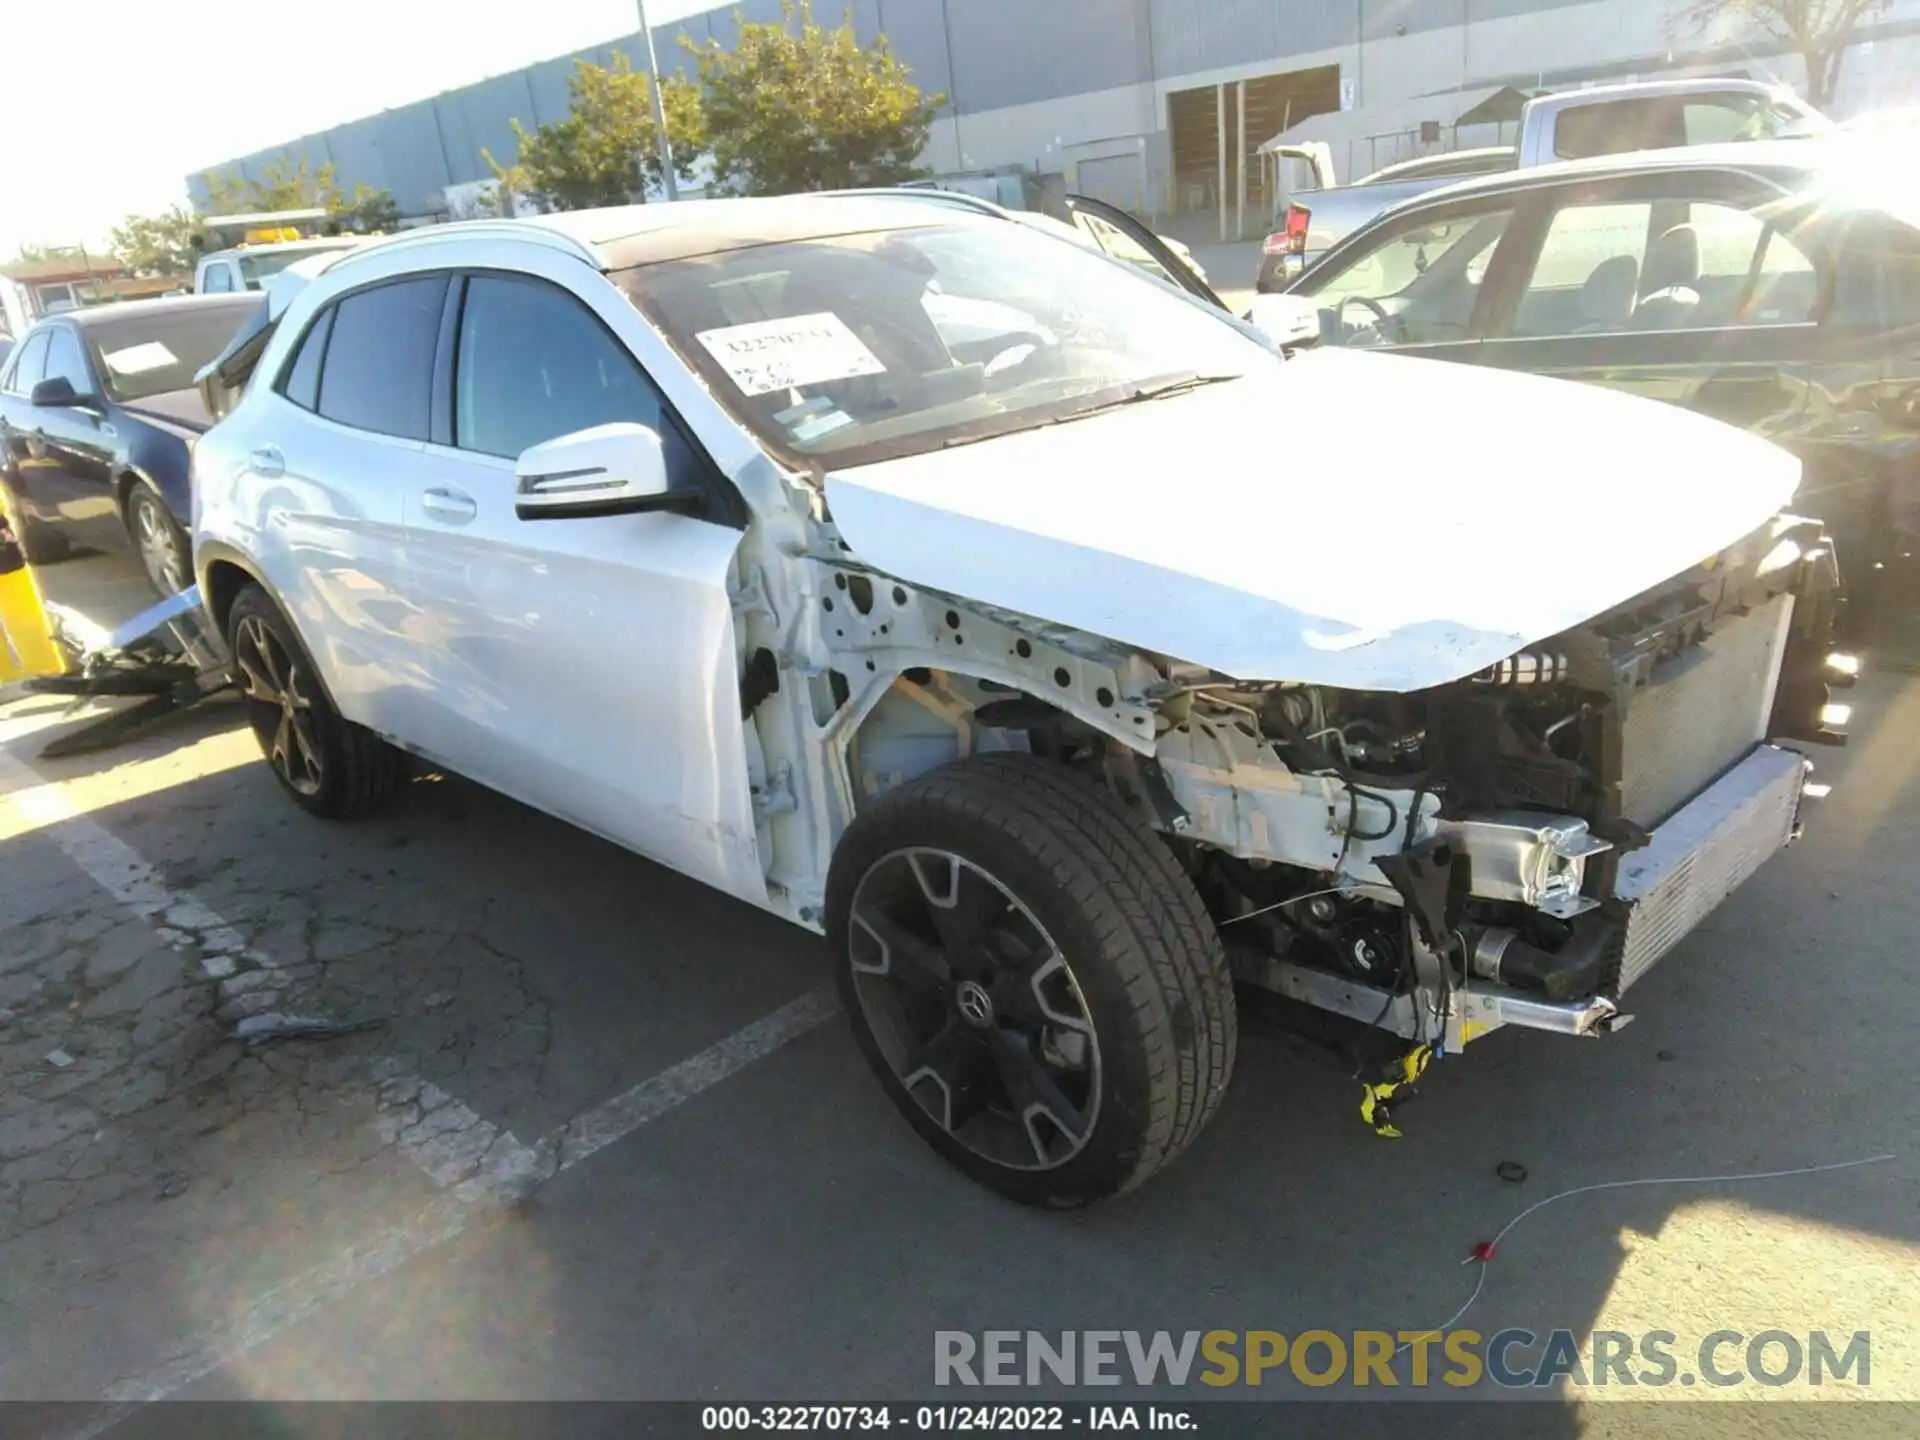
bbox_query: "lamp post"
[636,0,680,202]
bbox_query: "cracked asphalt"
[1,552,1916,1428]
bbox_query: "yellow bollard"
[0,507,65,682]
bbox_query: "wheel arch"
[196,541,266,635]
[114,466,171,523]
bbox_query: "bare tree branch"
[1668,0,1886,107]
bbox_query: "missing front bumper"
[1232,742,1814,1045]
[1612,742,1810,993]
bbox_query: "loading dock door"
[1168,65,1341,231]
[1073,153,1146,212]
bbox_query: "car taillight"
[1263,206,1311,261]
[1283,204,1310,254]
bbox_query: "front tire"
[226,584,406,819]
[827,754,1236,1207]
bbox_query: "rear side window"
[315,277,448,440]
[1506,197,1816,338]
[281,308,334,411]
[1554,99,1684,160]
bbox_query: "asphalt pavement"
[0,547,1914,1432]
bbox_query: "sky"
[1,0,717,259]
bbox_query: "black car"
[1275,138,1920,643]
[0,294,256,594]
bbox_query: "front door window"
[1299,208,1514,346]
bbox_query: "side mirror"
[514,422,693,521]
[1246,293,1324,351]
[30,376,86,408]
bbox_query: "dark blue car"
[0,294,255,594]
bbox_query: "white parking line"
[1,714,841,1419]
[0,745,273,982]
[89,987,838,1417]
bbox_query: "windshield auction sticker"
[696,312,886,396]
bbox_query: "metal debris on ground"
[153,1170,189,1201]
[44,1048,75,1068]
[27,586,233,759]
[1495,1160,1528,1184]
[233,1012,385,1046]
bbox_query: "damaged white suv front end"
[806,348,1842,1050]
[193,200,1848,1208]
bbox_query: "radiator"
[1613,743,1809,993]
[1617,592,1792,826]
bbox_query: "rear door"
[236,274,451,741]
[1466,171,1819,440]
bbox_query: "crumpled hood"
[824,348,1802,691]
[119,387,212,436]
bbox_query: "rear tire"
[226,583,406,819]
[827,754,1236,1207]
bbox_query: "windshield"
[618,219,1271,469]
[89,301,256,402]
[239,243,356,288]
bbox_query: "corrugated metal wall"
[188,0,1605,216]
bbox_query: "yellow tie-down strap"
[1359,1043,1434,1139]
[0,512,65,682]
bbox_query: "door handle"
[249,445,285,478]
[420,486,478,523]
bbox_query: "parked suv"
[194,200,1839,1206]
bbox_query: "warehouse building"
[190,0,1920,242]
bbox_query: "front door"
[1282,191,1525,364]
[402,270,762,900]
[28,326,123,554]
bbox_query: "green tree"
[200,157,400,233]
[1669,0,1887,109]
[684,0,942,196]
[108,206,204,277]
[488,52,704,211]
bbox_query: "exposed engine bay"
[1131,512,1841,1036]
[771,501,1841,1068]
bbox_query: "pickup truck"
[192,236,364,295]
[1256,77,1831,291]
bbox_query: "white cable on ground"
[1396,1151,1898,1352]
